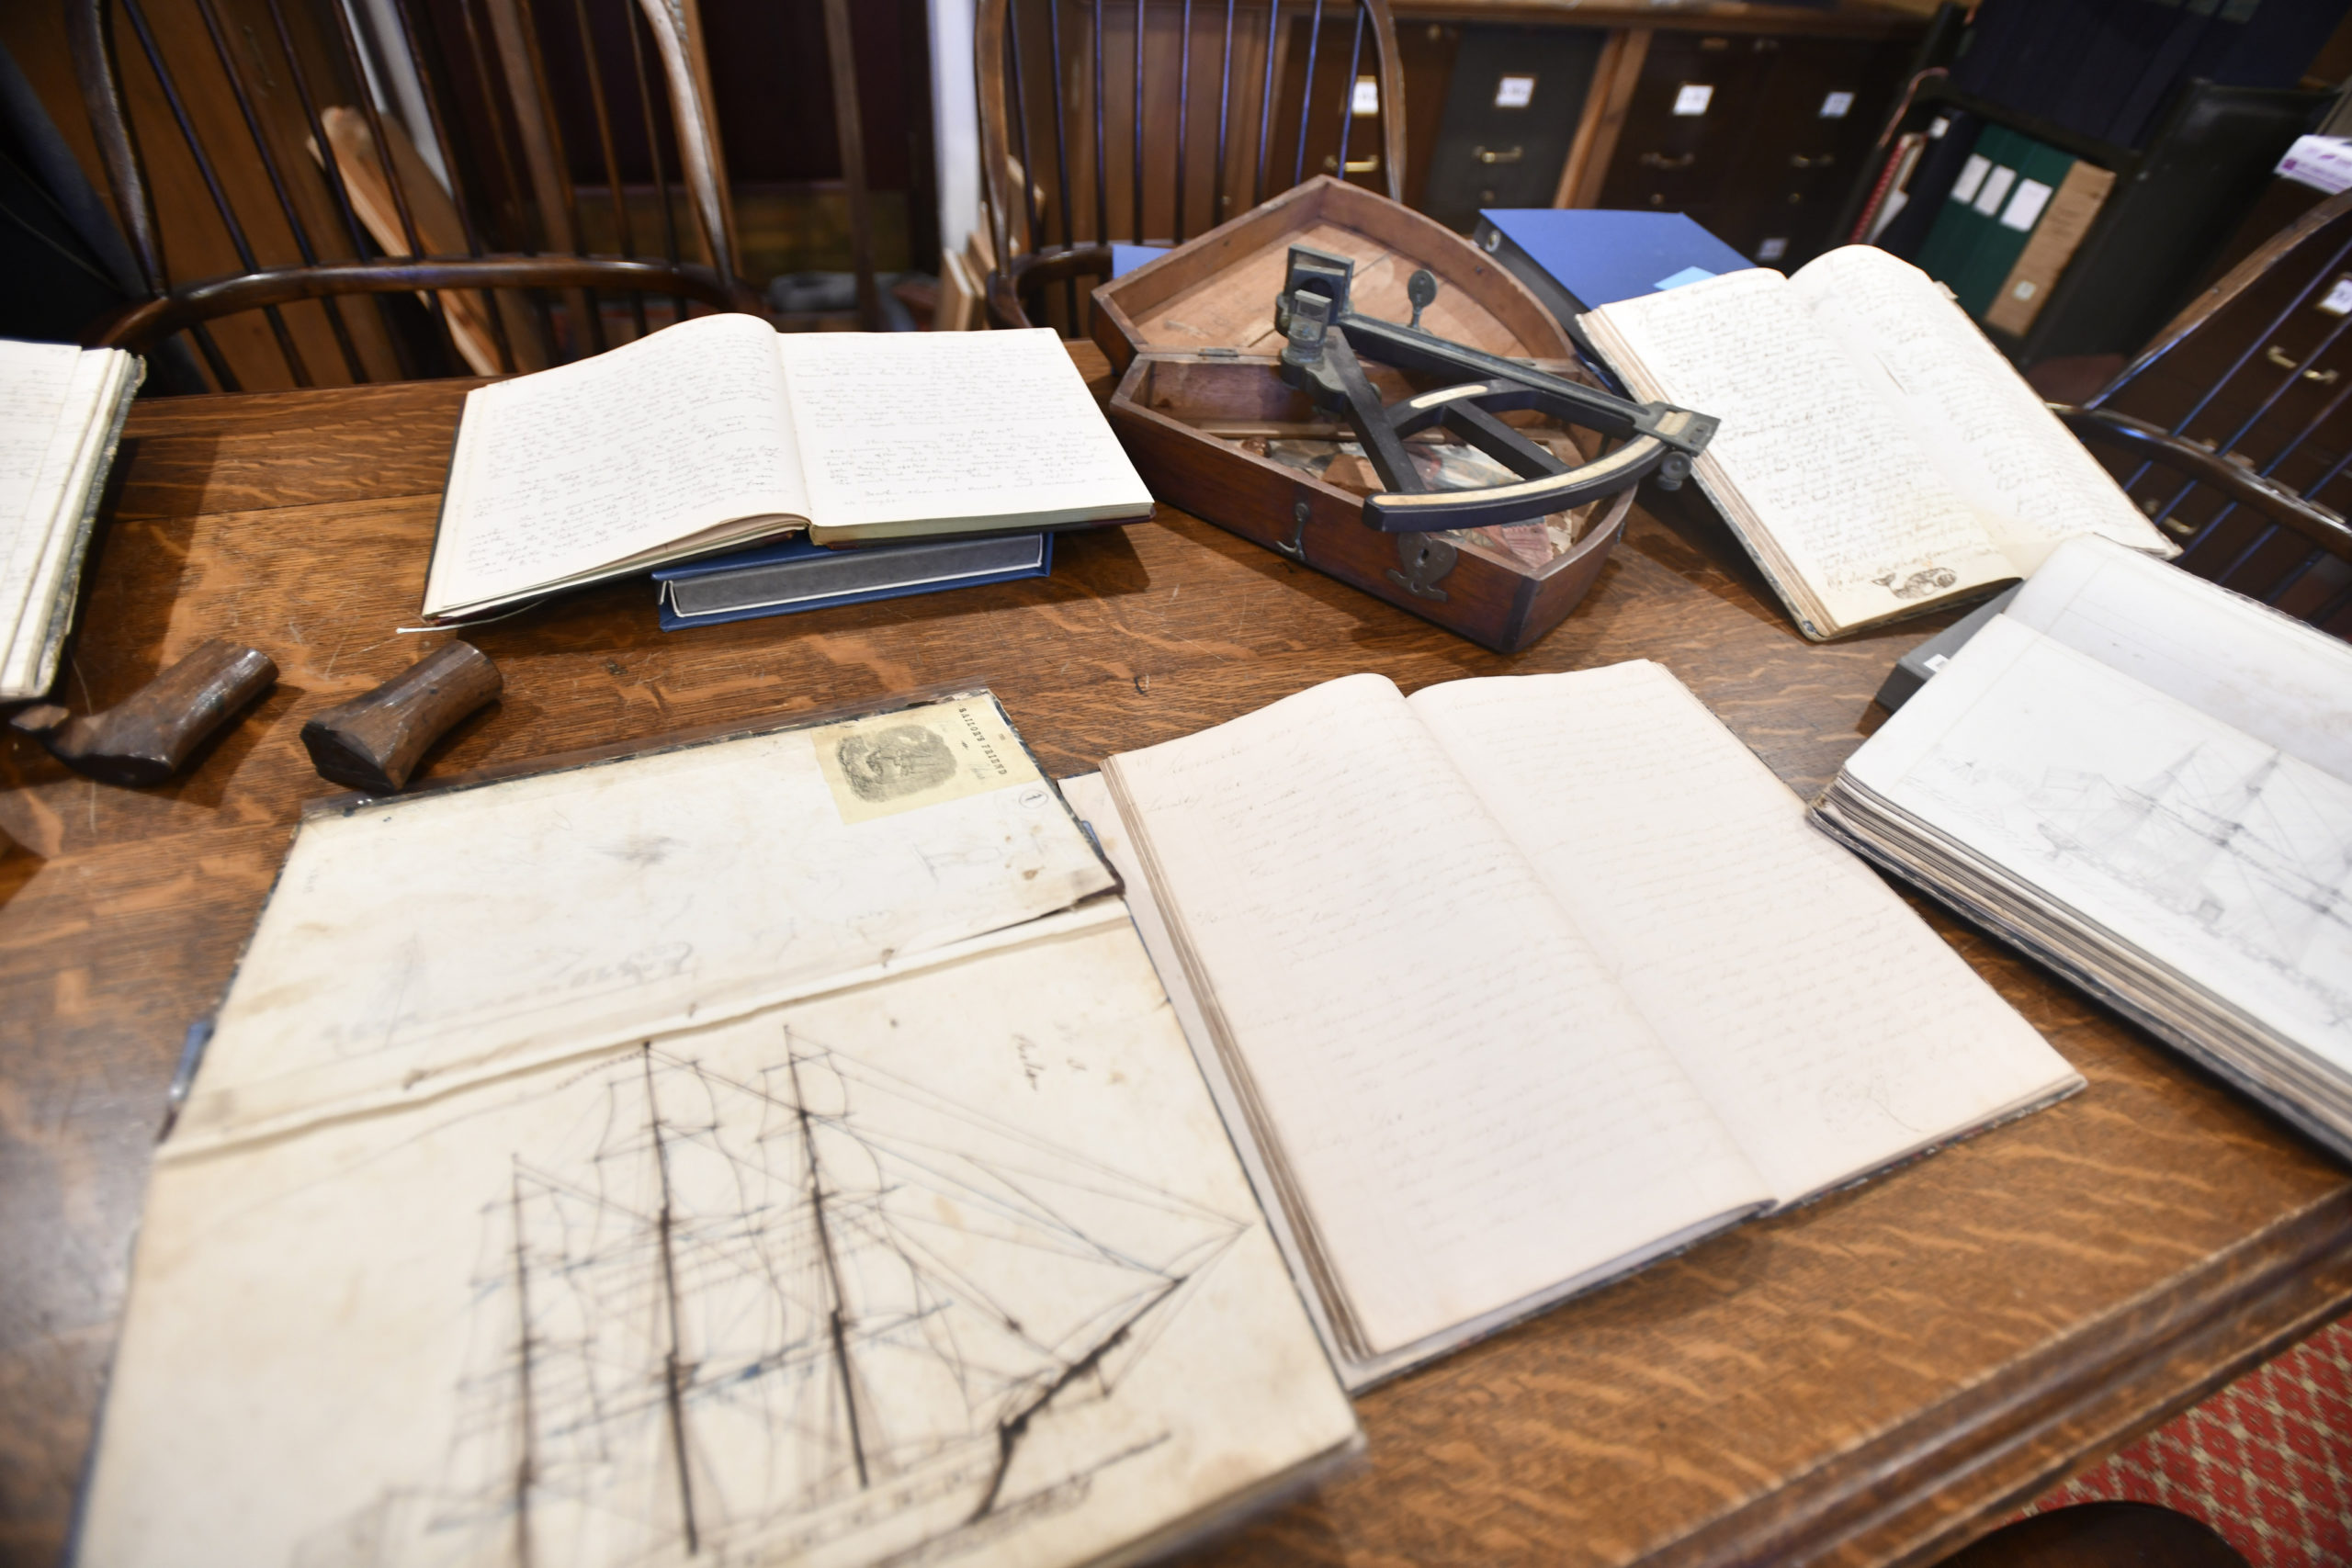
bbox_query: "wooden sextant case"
[1092,177,1634,653]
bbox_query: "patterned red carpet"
[2021,1318,2352,1566]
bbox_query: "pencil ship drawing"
[318,1032,1250,1568]
[2020,743,2352,1019]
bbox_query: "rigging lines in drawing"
[332,1029,1249,1568]
[2018,742,2352,1018]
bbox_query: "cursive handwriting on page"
[1792,246,2167,570]
[1591,268,2016,626]
[781,328,1149,530]
[432,313,807,612]
[0,343,110,654]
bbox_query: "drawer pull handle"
[2267,345,2339,384]
[1473,144,1524,164]
[1791,152,1834,168]
[1320,152,1383,175]
[1638,151,1696,170]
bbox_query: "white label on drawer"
[1495,74,1534,108]
[2321,276,2352,316]
[2277,134,2352,194]
[1973,164,2017,216]
[1352,75,1379,116]
[1819,90,1855,118]
[1951,152,1990,203]
[2000,177,2052,231]
[1673,84,1713,116]
[1757,237,1788,262]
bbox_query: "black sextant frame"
[1273,245,1719,533]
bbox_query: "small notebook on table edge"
[418,315,1150,624]
[0,339,141,700]
[1060,660,2083,1389]
[77,689,1360,1568]
[1815,536,2352,1159]
[1578,245,2175,640]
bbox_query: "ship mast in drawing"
[418,1032,1244,1568]
[2027,743,2352,1012]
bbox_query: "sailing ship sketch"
[307,1032,1250,1568]
[2013,742,2352,1021]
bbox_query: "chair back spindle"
[2060,190,2352,640]
[70,0,759,389]
[977,0,1404,333]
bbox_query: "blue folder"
[1472,209,1756,319]
[653,532,1052,630]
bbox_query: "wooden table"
[5,348,2349,1568]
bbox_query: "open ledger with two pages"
[84,673,2081,1566]
[1816,536,2352,1161]
[1063,659,2080,1385]
[419,316,1152,624]
[1580,245,2177,639]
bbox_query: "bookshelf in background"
[1852,77,2326,368]
[1840,0,2345,370]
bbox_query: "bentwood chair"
[68,0,762,391]
[2049,189,2352,640]
[976,0,1405,333]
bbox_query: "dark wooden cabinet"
[1704,34,1916,265]
[1598,33,1781,231]
[1396,3,1929,271]
[1419,24,1605,231]
[1593,29,1915,265]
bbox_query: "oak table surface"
[4,347,2349,1568]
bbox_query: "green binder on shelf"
[1910,123,2081,325]
[1956,130,2076,319]
[1913,122,2000,301]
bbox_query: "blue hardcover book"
[1471,209,1756,323]
[653,532,1052,630]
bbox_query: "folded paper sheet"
[82,694,1360,1568]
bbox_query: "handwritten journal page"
[0,341,89,639]
[1102,673,1769,1360]
[1584,267,2017,637]
[781,328,1151,541]
[1408,661,2079,1204]
[0,344,126,693]
[1791,246,2171,572]
[424,312,808,619]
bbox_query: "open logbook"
[1580,246,2174,639]
[1815,537,2352,1160]
[1060,660,2082,1387]
[79,693,1359,1568]
[420,315,1152,623]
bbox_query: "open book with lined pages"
[419,315,1150,624]
[1580,246,2173,639]
[1062,660,2084,1387]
